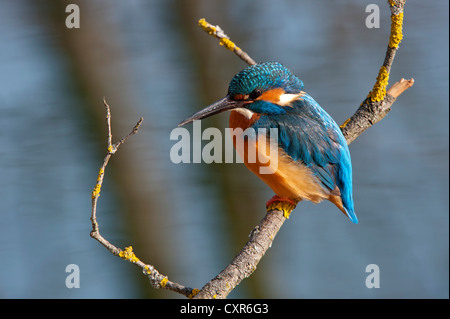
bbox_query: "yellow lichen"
[340,118,351,130]
[91,184,101,199]
[198,18,239,52]
[119,246,140,263]
[92,168,105,199]
[160,277,168,288]
[143,265,151,275]
[267,201,296,219]
[96,168,104,181]
[220,38,239,51]
[198,18,216,35]
[367,5,403,102]
[188,288,200,299]
[389,12,403,48]
[368,66,389,102]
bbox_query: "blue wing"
[254,93,357,223]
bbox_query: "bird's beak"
[178,96,245,127]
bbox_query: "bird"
[178,61,357,224]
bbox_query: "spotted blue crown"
[228,62,304,96]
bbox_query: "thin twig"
[198,18,257,66]
[340,0,413,144]
[90,98,199,299]
[386,77,415,99]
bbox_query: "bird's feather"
[252,93,357,223]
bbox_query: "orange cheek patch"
[233,94,249,101]
[257,88,285,103]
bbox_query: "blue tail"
[337,153,358,224]
[344,206,358,224]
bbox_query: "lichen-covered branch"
[92,0,413,300]
[194,210,286,299]
[198,18,257,66]
[340,0,414,144]
[90,98,198,299]
[192,0,413,299]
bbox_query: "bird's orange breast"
[229,110,330,204]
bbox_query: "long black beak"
[178,96,245,127]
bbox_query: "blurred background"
[0,0,448,298]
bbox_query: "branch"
[90,98,199,299]
[194,210,286,299]
[198,18,257,66]
[92,1,414,299]
[193,1,413,299]
[340,0,414,144]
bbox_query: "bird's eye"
[249,89,262,99]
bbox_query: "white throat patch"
[278,93,302,106]
[234,108,255,119]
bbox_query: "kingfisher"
[179,62,357,224]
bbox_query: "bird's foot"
[266,195,298,219]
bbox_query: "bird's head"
[178,62,304,126]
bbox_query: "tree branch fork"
[90,1,413,299]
